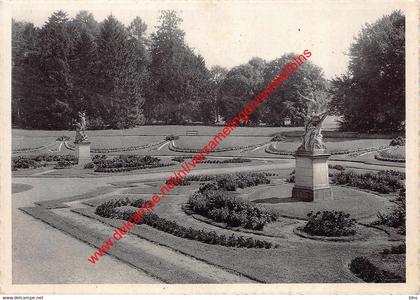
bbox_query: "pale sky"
[11,1,406,79]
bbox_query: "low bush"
[12,156,43,169]
[94,155,161,169]
[328,164,346,171]
[56,136,70,141]
[165,134,179,141]
[95,162,174,173]
[31,154,77,162]
[84,162,95,169]
[390,136,405,146]
[95,199,274,248]
[303,211,357,237]
[201,158,252,164]
[188,188,279,230]
[381,243,405,255]
[270,135,285,142]
[54,160,73,169]
[349,256,404,283]
[376,189,405,234]
[138,213,274,249]
[95,197,146,219]
[330,169,404,194]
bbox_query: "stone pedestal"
[76,141,91,167]
[292,150,332,202]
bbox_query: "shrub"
[389,136,405,146]
[84,162,95,169]
[12,156,42,169]
[188,188,278,230]
[95,197,146,218]
[56,136,70,141]
[138,213,274,249]
[381,243,405,255]
[303,211,357,237]
[350,257,404,283]
[328,164,346,171]
[165,134,179,141]
[376,189,405,234]
[94,155,161,170]
[270,135,285,142]
[54,160,73,169]
[330,170,404,194]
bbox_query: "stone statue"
[74,112,88,144]
[296,91,330,152]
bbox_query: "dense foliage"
[303,211,357,237]
[390,136,405,146]
[94,155,160,169]
[330,11,405,132]
[188,177,278,230]
[95,198,275,248]
[330,170,405,194]
[350,257,404,283]
[12,154,77,169]
[376,189,406,234]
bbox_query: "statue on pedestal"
[296,91,330,152]
[74,112,89,144]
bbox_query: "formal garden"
[11,7,408,285]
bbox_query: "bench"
[186,130,199,136]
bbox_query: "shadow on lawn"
[252,197,304,204]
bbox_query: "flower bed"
[375,146,405,162]
[349,257,404,283]
[176,172,274,190]
[95,197,146,218]
[375,189,405,234]
[188,186,278,230]
[169,141,269,153]
[91,141,165,153]
[12,154,77,170]
[95,162,175,173]
[302,211,357,237]
[266,142,390,156]
[95,198,275,248]
[330,170,405,194]
[94,155,160,169]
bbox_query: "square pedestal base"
[292,186,333,202]
[76,142,91,167]
[292,150,332,202]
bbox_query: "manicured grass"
[12,183,33,194]
[175,136,269,150]
[248,184,391,220]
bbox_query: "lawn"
[175,136,270,150]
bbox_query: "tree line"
[12,10,405,132]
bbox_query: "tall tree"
[209,65,228,122]
[12,20,38,126]
[218,57,266,125]
[96,15,145,128]
[20,11,75,129]
[331,10,405,132]
[261,53,327,126]
[147,10,211,124]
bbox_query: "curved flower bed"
[95,198,276,249]
[91,140,166,153]
[13,142,57,154]
[266,142,390,156]
[374,147,405,162]
[169,141,269,153]
[95,162,175,173]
